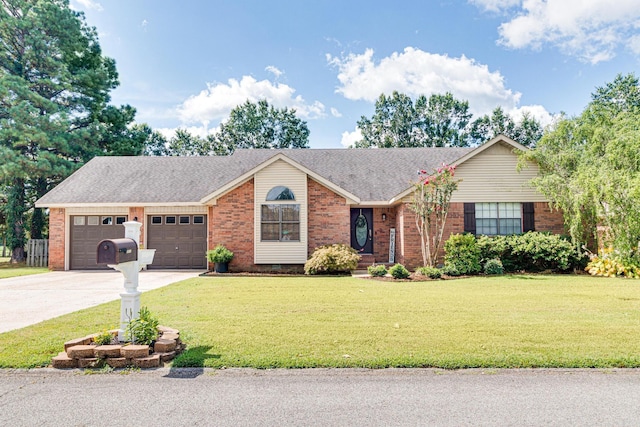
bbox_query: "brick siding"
[48,208,66,270]
[208,179,255,272]
[307,178,350,254]
[533,202,565,234]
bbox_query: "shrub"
[126,306,159,345]
[207,244,234,264]
[367,264,388,277]
[93,330,114,346]
[484,258,504,275]
[506,232,581,272]
[304,244,360,275]
[415,266,442,279]
[440,264,461,277]
[444,233,481,275]
[388,263,410,279]
[586,248,640,278]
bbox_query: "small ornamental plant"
[93,330,114,346]
[125,306,159,345]
[484,258,504,275]
[304,244,360,275]
[207,244,234,264]
[388,263,410,279]
[415,266,442,279]
[368,264,388,277]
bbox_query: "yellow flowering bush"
[586,248,640,279]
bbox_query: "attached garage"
[146,214,207,269]
[70,215,127,270]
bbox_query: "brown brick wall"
[128,207,145,246]
[209,179,255,272]
[307,178,350,253]
[48,208,66,270]
[533,202,565,234]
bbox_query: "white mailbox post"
[99,221,155,341]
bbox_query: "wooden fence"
[27,239,48,267]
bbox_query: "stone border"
[52,325,184,369]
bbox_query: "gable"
[450,140,546,202]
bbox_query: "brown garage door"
[70,215,128,270]
[146,214,207,269]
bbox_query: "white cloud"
[177,75,326,125]
[156,124,220,141]
[472,0,640,64]
[509,104,555,128]
[327,47,523,116]
[141,20,148,30]
[340,128,362,148]
[265,66,283,78]
[330,107,342,118]
[71,0,103,11]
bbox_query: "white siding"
[450,141,546,202]
[254,160,308,264]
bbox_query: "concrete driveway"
[0,270,204,333]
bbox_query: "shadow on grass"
[505,274,547,280]
[164,346,221,379]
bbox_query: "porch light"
[382,213,387,221]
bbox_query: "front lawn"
[0,261,49,279]
[0,275,639,369]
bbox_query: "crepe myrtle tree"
[409,163,460,267]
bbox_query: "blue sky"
[72,0,640,148]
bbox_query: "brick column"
[48,208,66,270]
[128,207,145,246]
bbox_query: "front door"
[351,208,373,254]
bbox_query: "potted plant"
[207,244,234,273]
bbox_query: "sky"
[71,0,640,149]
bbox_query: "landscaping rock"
[161,332,180,343]
[105,357,129,368]
[64,337,92,351]
[120,345,149,359]
[153,339,176,353]
[133,354,160,369]
[67,345,96,359]
[158,325,179,335]
[77,357,100,368]
[94,345,123,358]
[154,351,177,363]
[51,352,77,369]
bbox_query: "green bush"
[304,244,360,275]
[389,264,410,279]
[444,233,482,275]
[126,306,159,345]
[484,258,504,275]
[367,264,388,277]
[440,264,461,277]
[415,266,442,279]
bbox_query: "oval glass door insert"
[355,214,368,247]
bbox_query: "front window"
[261,204,300,241]
[476,202,522,235]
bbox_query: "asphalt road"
[1,368,639,426]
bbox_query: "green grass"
[1,275,639,369]
[0,261,49,279]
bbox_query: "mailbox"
[96,238,138,265]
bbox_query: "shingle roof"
[36,147,474,206]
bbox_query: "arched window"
[266,186,295,201]
[261,186,299,241]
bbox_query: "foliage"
[367,264,388,277]
[304,244,360,275]
[388,263,410,279]
[484,259,504,275]
[214,99,310,154]
[354,92,543,148]
[0,0,143,261]
[444,233,482,275]
[93,330,114,346]
[524,73,640,257]
[469,106,543,147]
[476,232,583,273]
[415,266,442,279]
[586,248,640,279]
[207,244,234,264]
[440,264,461,277]
[125,306,159,345]
[409,163,459,267]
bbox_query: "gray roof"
[36,147,474,206]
